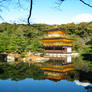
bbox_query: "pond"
[0,78,91,92]
[0,55,92,92]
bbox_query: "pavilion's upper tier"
[43,28,67,38]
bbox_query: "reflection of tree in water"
[0,63,44,81]
[0,55,92,84]
[67,70,92,84]
[82,39,92,61]
[82,54,92,61]
[85,86,92,92]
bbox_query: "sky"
[0,0,92,25]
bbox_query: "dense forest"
[0,22,91,56]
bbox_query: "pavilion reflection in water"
[48,56,72,65]
[41,56,74,82]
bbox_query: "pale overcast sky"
[0,0,92,24]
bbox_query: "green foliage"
[81,46,92,54]
[0,23,44,53]
[29,39,43,52]
[0,31,10,52]
[8,35,28,53]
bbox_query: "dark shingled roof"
[43,28,66,33]
[44,45,73,47]
[40,37,74,40]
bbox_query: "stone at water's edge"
[22,56,49,63]
[6,53,20,62]
[7,55,15,62]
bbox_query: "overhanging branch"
[80,0,92,8]
[60,0,92,8]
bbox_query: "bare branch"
[59,0,92,8]
[59,0,65,4]
[80,0,92,8]
[0,15,4,21]
[17,0,21,7]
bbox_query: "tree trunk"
[27,0,33,25]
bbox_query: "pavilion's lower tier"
[44,46,72,54]
[45,50,67,53]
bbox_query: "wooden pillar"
[65,48,67,54]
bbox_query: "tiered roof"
[40,28,73,47]
[40,37,74,42]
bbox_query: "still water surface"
[0,78,90,92]
[0,55,92,92]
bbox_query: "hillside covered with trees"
[0,22,91,59]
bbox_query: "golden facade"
[40,28,74,54]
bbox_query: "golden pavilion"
[40,28,74,54]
